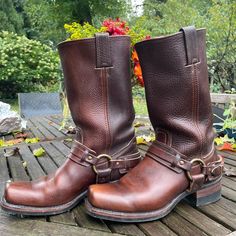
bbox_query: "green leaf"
[25,137,40,144]
[33,147,45,157]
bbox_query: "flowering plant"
[64,18,151,86]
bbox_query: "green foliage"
[128,17,151,45]
[142,0,236,92]
[0,31,60,98]
[21,0,131,45]
[64,22,106,40]
[223,101,236,130]
[0,0,24,34]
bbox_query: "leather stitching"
[193,63,204,157]
[105,68,113,153]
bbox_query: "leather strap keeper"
[95,32,113,68]
[180,26,199,65]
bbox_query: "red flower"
[102,18,129,36]
[102,18,150,87]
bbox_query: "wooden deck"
[0,115,236,236]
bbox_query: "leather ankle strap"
[68,140,141,183]
[147,141,223,192]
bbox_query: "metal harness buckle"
[92,154,112,174]
[186,158,206,181]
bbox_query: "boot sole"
[85,178,221,223]
[0,190,87,217]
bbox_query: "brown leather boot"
[1,33,141,216]
[85,27,223,222]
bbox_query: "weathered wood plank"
[40,142,66,167]
[107,222,146,236]
[43,116,69,135]
[199,202,236,230]
[215,197,236,215]
[139,221,177,236]
[162,212,208,236]
[72,204,111,232]
[218,150,236,161]
[211,93,236,104]
[0,213,122,236]
[49,212,78,226]
[224,164,236,183]
[224,158,236,167]
[51,140,71,157]
[222,186,236,202]
[26,119,45,140]
[222,178,236,191]
[28,143,58,175]
[35,117,65,138]
[18,145,45,179]
[175,202,231,235]
[0,149,10,197]
[29,118,55,140]
[6,147,29,182]
[46,115,66,127]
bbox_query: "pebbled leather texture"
[2,35,141,211]
[135,28,214,158]
[87,27,223,219]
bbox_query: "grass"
[133,97,148,116]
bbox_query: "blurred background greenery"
[0,0,235,115]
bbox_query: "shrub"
[0,31,60,98]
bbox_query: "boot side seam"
[105,67,113,153]
[192,63,204,157]
[101,68,112,153]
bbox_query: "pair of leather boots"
[1,26,223,222]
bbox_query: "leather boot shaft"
[58,34,135,155]
[135,27,214,158]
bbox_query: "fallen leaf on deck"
[134,122,145,127]
[25,137,40,144]
[224,167,236,177]
[64,138,73,142]
[0,139,4,147]
[136,136,147,145]
[214,137,224,146]
[214,135,235,146]
[4,147,19,157]
[4,138,24,146]
[22,161,27,168]
[33,147,45,157]
[217,142,236,152]
[14,133,28,139]
[136,135,155,145]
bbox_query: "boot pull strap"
[180,26,199,65]
[95,32,113,68]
